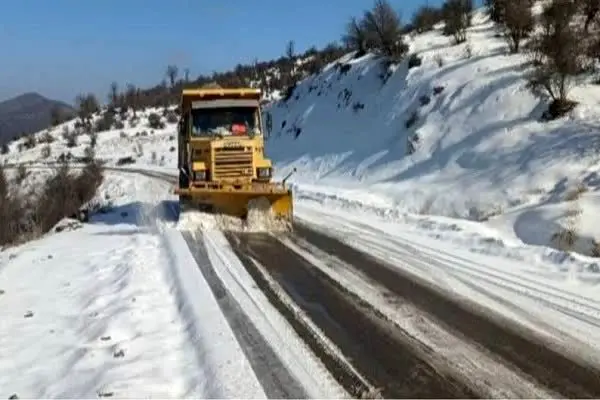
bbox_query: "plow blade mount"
[177,186,293,221]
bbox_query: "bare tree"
[285,40,295,60]
[108,81,119,107]
[442,0,473,44]
[361,0,408,60]
[0,164,6,200]
[502,0,534,53]
[50,106,64,127]
[284,40,296,77]
[125,84,139,117]
[485,0,506,23]
[75,93,100,127]
[166,65,179,88]
[342,16,368,53]
[579,0,600,32]
[251,58,259,83]
[527,0,585,117]
[412,5,443,33]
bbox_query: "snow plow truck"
[174,85,294,226]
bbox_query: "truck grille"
[213,146,253,179]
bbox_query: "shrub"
[165,111,179,124]
[564,182,588,201]
[23,135,37,150]
[0,167,26,247]
[39,131,55,144]
[148,113,165,129]
[412,5,444,33]
[41,145,51,159]
[0,161,104,247]
[405,110,419,128]
[419,94,431,106]
[406,133,420,155]
[66,133,78,148]
[94,112,115,132]
[31,161,104,235]
[15,164,27,184]
[408,53,423,68]
[89,132,98,148]
[83,146,95,161]
[442,0,472,44]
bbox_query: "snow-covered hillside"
[265,9,600,261]
[1,108,179,170]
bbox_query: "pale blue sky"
[1,0,456,104]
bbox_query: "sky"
[0,0,453,105]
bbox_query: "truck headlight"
[194,170,207,181]
[257,167,272,178]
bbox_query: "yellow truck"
[174,86,294,225]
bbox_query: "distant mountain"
[0,92,76,144]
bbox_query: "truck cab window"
[191,107,260,137]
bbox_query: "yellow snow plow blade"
[175,184,293,222]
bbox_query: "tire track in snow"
[279,233,558,398]
[315,213,600,342]
[180,229,308,398]
[292,221,600,398]
[226,231,477,399]
[300,210,600,345]
[116,168,311,397]
[315,211,600,318]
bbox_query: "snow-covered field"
[2,3,600,395]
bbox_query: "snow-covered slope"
[265,10,600,259]
[1,108,179,170]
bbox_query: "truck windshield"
[191,107,260,137]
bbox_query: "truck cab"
[177,87,273,190]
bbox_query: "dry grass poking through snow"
[551,202,582,253]
[0,161,104,248]
[550,181,600,257]
[564,182,589,202]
